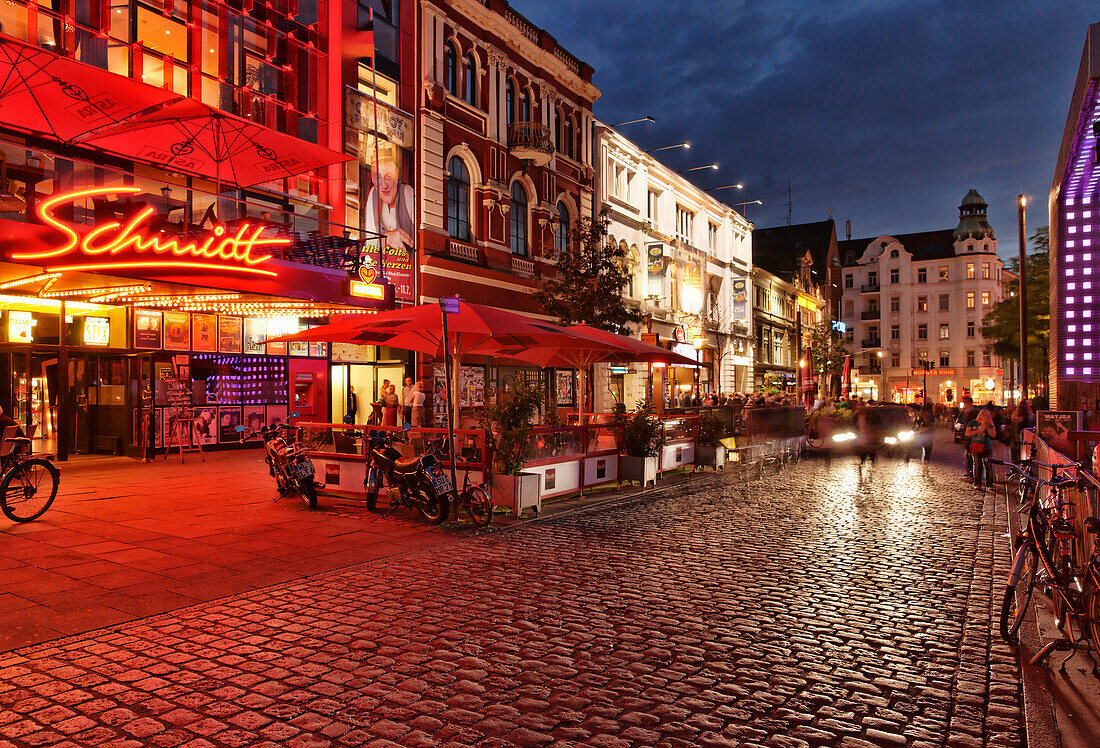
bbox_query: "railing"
[507,122,554,156]
[511,256,535,275]
[504,8,540,42]
[861,338,882,348]
[861,283,880,293]
[447,239,482,265]
[861,310,881,320]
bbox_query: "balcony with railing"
[860,282,880,293]
[861,338,882,349]
[507,122,554,167]
[861,309,880,320]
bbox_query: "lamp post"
[1017,194,1028,400]
[706,183,744,192]
[877,351,885,402]
[732,199,763,219]
[611,116,655,127]
[677,163,718,175]
[645,142,690,154]
[693,336,705,399]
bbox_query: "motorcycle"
[237,412,319,509]
[363,424,450,525]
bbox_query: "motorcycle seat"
[395,455,421,469]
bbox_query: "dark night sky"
[510,0,1098,260]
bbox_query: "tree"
[533,216,642,332]
[982,226,1049,392]
[808,318,850,396]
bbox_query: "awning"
[0,34,180,142]
[78,99,352,188]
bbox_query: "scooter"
[364,424,450,525]
[237,412,320,509]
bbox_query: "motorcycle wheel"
[364,469,379,512]
[415,481,449,525]
[298,477,318,509]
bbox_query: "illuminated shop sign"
[11,187,286,277]
[83,316,110,346]
[7,310,34,342]
[347,263,395,308]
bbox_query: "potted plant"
[695,410,727,470]
[484,378,542,516]
[618,401,664,487]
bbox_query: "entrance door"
[126,354,153,457]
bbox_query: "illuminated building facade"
[1050,22,1100,414]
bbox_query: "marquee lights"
[42,284,151,299]
[12,186,286,277]
[0,272,61,290]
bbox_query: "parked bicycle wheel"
[0,459,60,522]
[1000,541,1038,642]
[465,486,493,528]
[1087,585,1100,661]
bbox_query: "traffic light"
[945,388,954,402]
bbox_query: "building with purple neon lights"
[1051,22,1100,414]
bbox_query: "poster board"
[193,313,217,352]
[243,318,267,354]
[218,316,243,353]
[555,369,575,406]
[1036,410,1083,458]
[460,365,485,407]
[163,312,191,351]
[242,405,266,441]
[133,309,162,349]
[266,405,287,430]
[218,407,242,444]
[192,407,218,445]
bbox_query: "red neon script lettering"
[12,187,286,276]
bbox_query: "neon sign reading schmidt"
[12,186,286,277]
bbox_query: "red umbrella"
[0,35,180,142]
[566,325,700,368]
[78,99,350,188]
[842,355,852,397]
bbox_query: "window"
[918,323,928,340]
[675,205,694,244]
[890,324,900,340]
[520,90,531,122]
[509,181,528,256]
[844,274,853,289]
[890,268,899,284]
[939,323,949,340]
[890,296,900,312]
[917,267,927,283]
[647,190,658,222]
[966,262,975,279]
[890,249,899,258]
[555,201,570,259]
[982,349,992,367]
[891,352,901,368]
[938,266,949,282]
[446,156,470,241]
[967,321,975,338]
[867,271,878,287]
[917,296,928,312]
[565,118,575,159]
[846,252,855,264]
[939,351,950,368]
[917,351,929,364]
[938,293,949,312]
[845,330,854,343]
[982,262,991,280]
[463,54,477,105]
[843,300,854,318]
[966,292,975,310]
[708,222,718,252]
[981,291,991,306]
[966,350,976,366]
[443,43,458,96]
[505,79,516,125]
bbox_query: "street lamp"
[1017,194,1028,400]
[706,183,744,192]
[611,116,655,127]
[733,199,762,210]
[677,163,718,174]
[693,336,705,397]
[877,351,885,402]
[645,141,690,154]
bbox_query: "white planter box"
[696,444,726,471]
[619,455,658,487]
[492,472,542,517]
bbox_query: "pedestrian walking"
[1009,399,1034,462]
[965,409,996,490]
[917,400,935,460]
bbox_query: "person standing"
[958,395,979,477]
[345,385,358,425]
[1009,399,1035,462]
[411,380,427,426]
[383,385,399,427]
[966,409,996,490]
[402,376,415,425]
[917,400,936,460]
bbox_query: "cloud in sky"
[510,0,1098,257]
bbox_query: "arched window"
[510,182,528,256]
[443,43,457,96]
[505,79,516,125]
[555,201,570,258]
[520,90,531,122]
[889,249,899,258]
[447,156,471,242]
[463,54,477,105]
[565,118,575,159]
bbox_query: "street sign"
[440,296,459,315]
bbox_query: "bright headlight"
[831,431,856,442]
[898,431,914,441]
[884,436,897,445]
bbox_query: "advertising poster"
[1036,410,1083,458]
[163,311,190,351]
[154,408,163,448]
[647,243,665,297]
[732,278,748,321]
[266,405,287,430]
[193,313,217,352]
[243,318,267,354]
[218,316,243,353]
[192,406,218,445]
[133,309,162,350]
[461,365,485,407]
[433,363,449,427]
[218,407,242,444]
[242,405,266,440]
[267,339,287,356]
[345,90,416,304]
[289,340,308,357]
[309,342,327,358]
[556,369,575,406]
[163,407,189,447]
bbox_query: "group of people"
[672,391,804,409]
[959,396,1036,491]
[345,377,428,428]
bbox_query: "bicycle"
[0,426,60,523]
[993,457,1100,671]
[424,438,493,527]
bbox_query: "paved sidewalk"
[0,451,461,652]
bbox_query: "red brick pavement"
[0,451,458,652]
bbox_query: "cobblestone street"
[0,447,1022,747]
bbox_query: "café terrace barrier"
[1030,428,1100,572]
